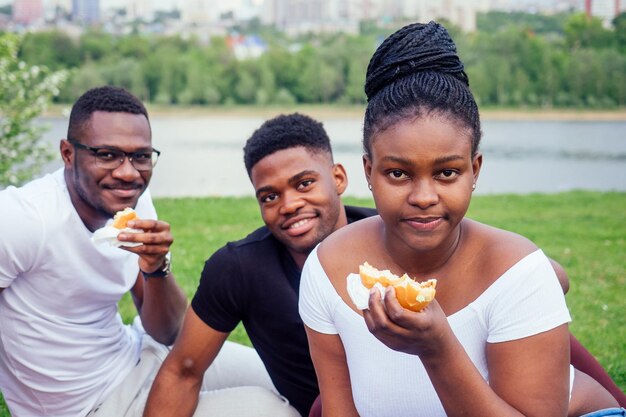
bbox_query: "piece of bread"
[359,262,437,312]
[111,207,138,229]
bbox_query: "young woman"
[299,21,622,417]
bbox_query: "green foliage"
[614,12,626,51]
[20,30,81,70]
[477,11,571,35]
[564,13,614,49]
[10,11,626,108]
[0,34,67,187]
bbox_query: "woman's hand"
[363,286,452,357]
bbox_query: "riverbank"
[44,104,626,121]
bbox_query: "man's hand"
[118,218,173,273]
[120,218,187,345]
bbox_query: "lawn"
[1,191,624,415]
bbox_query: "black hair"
[363,21,481,157]
[67,86,149,141]
[243,113,333,176]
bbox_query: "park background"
[1,1,625,414]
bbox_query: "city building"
[126,0,154,22]
[261,0,488,33]
[72,0,99,24]
[12,0,44,25]
[586,0,622,26]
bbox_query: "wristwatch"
[141,252,171,279]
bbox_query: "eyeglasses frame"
[67,139,160,171]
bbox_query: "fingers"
[118,220,173,270]
[363,287,407,337]
[118,220,172,247]
[363,286,443,355]
[127,219,166,232]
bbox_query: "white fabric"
[88,327,298,417]
[299,247,572,417]
[0,169,156,417]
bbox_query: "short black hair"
[363,21,481,157]
[243,113,332,176]
[67,86,149,141]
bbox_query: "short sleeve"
[483,250,572,343]
[0,188,44,288]
[191,245,246,333]
[299,246,339,335]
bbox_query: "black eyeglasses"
[68,140,160,171]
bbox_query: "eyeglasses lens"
[94,150,158,171]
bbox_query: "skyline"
[0,0,260,10]
[0,0,592,11]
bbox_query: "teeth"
[290,219,310,229]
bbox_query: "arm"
[570,334,626,407]
[305,326,359,417]
[549,258,570,294]
[364,287,569,417]
[549,259,626,406]
[143,308,229,417]
[121,218,187,345]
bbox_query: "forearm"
[423,339,525,417]
[422,332,568,417]
[143,363,202,417]
[570,334,626,407]
[140,273,188,345]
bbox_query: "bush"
[0,34,67,187]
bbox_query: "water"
[36,115,626,198]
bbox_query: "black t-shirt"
[191,206,376,416]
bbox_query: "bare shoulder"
[463,219,541,280]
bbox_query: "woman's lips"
[405,217,443,232]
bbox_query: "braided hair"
[363,21,481,157]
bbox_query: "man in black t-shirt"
[144,113,375,417]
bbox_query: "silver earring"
[472,183,476,191]
[368,183,372,191]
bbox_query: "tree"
[20,30,81,70]
[613,12,626,51]
[0,34,67,187]
[564,13,613,49]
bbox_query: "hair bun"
[364,21,468,101]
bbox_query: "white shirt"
[0,169,156,417]
[300,247,572,417]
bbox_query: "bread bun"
[359,262,436,312]
[112,207,138,229]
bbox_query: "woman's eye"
[388,169,407,179]
[437,169,458,180]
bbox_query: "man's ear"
[332,163,348,196]
[60,139,74,167]
[472,152,483,185]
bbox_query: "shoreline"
[43,104,626,121]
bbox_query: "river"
[37,114,626,198]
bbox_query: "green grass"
[1,191,624,415]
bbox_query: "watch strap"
[141,252,171,279]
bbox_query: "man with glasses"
[0,85,187,416]
[0,86,298,417]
